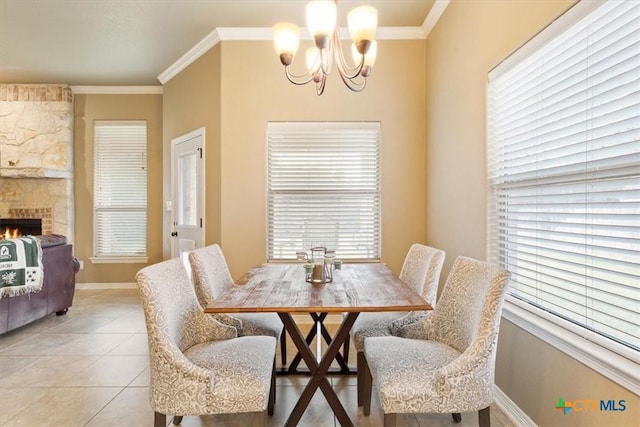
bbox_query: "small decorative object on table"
[300,246,334,284]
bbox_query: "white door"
[171,128,205,265]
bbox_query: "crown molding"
[216,27,272,40]
[422,0,450,38]
[157,29,221,84]
[375,27,426,39]
[216,26,426,41]
[71,86,163,94]
[159,24,432,85]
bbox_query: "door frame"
[170,127,206,259]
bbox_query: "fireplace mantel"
[0,167,72,178]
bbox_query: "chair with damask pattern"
[136,258,276,427]
[362,256,509,427]
[188,244,287,365]
[342,243,445,406]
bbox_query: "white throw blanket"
[0,236,44,298]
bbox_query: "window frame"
[486,0,639,394]
[91,120,149,263]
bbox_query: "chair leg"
[357,351,364,406]
[154,412,165,427]
[452,413,462,423]
[343,334,350,365]
[384,413,397,427]
[172,415,183,425]
[362,353,373,416]
[280,330,287,365]
[479,406,491,427]
[268,360,276,415]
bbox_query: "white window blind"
[487,0,639,353]
[267,122,381,260]
[94,121,148,258]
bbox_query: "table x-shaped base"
[278,312,359,427]
[287,312,351,374]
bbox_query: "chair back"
[399,244,445,306]
[136,257,222,354]
[427,256,509,353]
[189,244,234,307]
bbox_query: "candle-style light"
[273,0,378,95]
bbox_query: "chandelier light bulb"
[306,1,337,48]
[306,47,321,78]
[348,6,377,47]
[351,40,377,76]
[273,22,300,65]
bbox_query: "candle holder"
[303,246,334,284]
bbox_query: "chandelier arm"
[319,44,332,76]
[337,70,367,92]
[284,66,317,86]
[335,54,366,81]
[309,49,322,76]
[332,31,365,80]
[316,73,327,96]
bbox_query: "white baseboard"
[494,385,537,427]
[76,282,136,290]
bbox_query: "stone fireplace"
[0,208,52,238]
[0,84,74,242]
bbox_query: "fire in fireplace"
[0,218,42,239]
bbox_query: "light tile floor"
[0,289,514,427]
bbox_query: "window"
[487,0,639,387]
[93,121,148,260]
[267,122,381,260]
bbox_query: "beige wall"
[74,94,163,283]
[218,40,426,279]
[425,0,637,425]
[162,45,222,257]
[162,40,426,279]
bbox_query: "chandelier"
[272,0,378,95]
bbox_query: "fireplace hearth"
[0,218,42,238]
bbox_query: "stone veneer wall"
[0,84,74,242]
[0,179,69,236]
[0,84,73,177]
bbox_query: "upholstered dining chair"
[362,256,510,427]
[136,258,277,427]
[343,243,445,406]
[188,244,287,364]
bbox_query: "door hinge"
[200,218,203,228]
[197,147,202,158]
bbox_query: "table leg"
[315,313,350,372]
[279,312,359,427]
[287,312,328,373]
[287,312,351,374]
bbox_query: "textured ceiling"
[0,0,435,86]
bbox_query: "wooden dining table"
[204,263,432,427]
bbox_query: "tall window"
[267,122,381,260]
[488,0,639,359]
[94,121,148,259]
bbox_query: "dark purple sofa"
[0,234,80,334]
